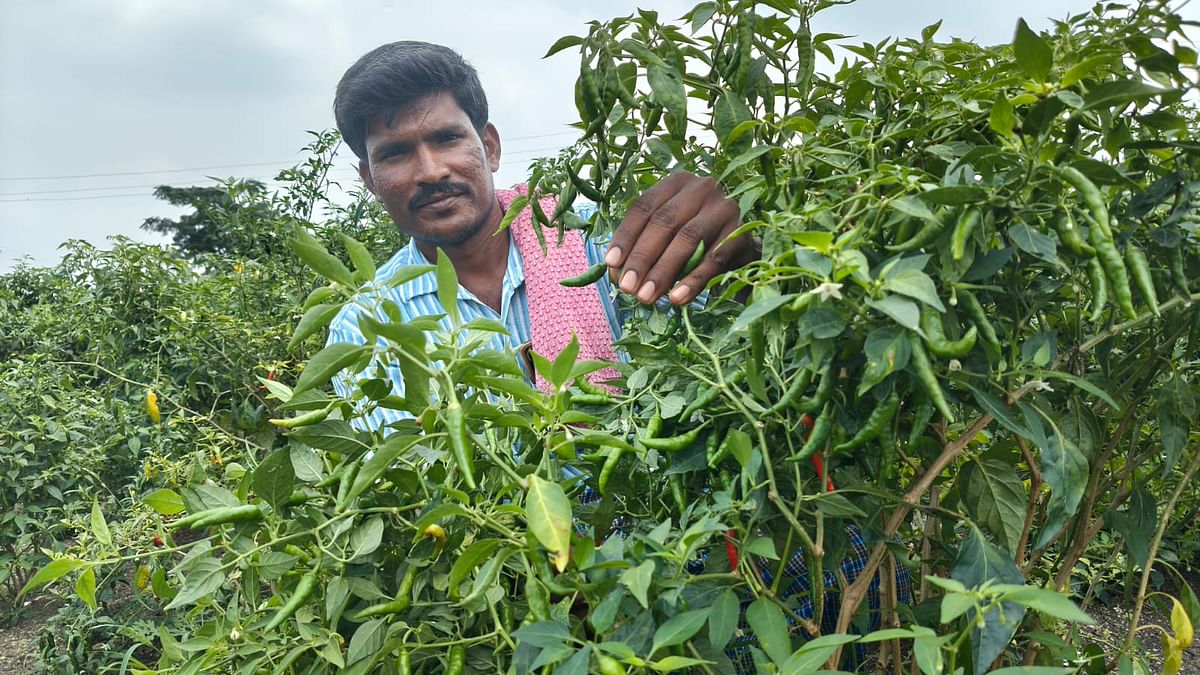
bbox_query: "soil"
[0,598,55,675]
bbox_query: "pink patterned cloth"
[496,185,620,392]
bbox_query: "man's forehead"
[369,91,468,133]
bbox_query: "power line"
[0,130,580,182]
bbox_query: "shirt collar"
[378,232,525,303]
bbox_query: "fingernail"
[669,284,690,304]
[637,280,657,303]
[605,247,622,266]
[620,270,638,293]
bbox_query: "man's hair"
[334,41,489,161]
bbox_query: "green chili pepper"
[574,375,609,397]
[643,104,664,133]
[567,162,606,202]
[1086,256,1109,323]
[906,393,934,448]
[888,211,949,252]
[833,392,900,454]
[525,568,550,621]
[579,58,601,123]
[597,654,628,675]
[642,424,706,452]
[796,361,836,415]
[765,366,814,416]
[572,393,614,406]
[353,564,417,619]
[314,463,344,489]
[705,426,726,467]
[1125,245,1160,317]
[1058,166,1110,238]
[396,648,412,675]
[908,334,955,423]
[560,262,607,288]
[445,398,477,490]
[795,22,814,96]
[176,504,264,530]
[793,405,832,461]
[1167,244,1190,298]
[746,322,768,401]
[958,290,1001,363]
[598,446,625,495]
[919,307,978,358]
[645,412,663,440]
[269,406,330,429]
[668,474,687,515]
[681,240,706,278]
[1053,211,1096,259]
[951,207,981,261]
[334,460,361,512]
[735,17,753,92]
[264,569,318,631]
[446,645,466,675]
[878,412,897,481]
[681,385,720,421]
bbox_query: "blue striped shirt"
[326,227,624,431]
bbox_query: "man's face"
[358,92,501,248]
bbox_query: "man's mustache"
[410,182,471,210]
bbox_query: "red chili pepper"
[799,415,835,491]
[724,530,740,575]
[153,535,164,547]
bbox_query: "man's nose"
[413,145,450,184]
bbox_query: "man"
[327,40,753,426]
[326,41,907,670]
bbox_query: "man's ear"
[358,160,376,195]
[482,123,501,173]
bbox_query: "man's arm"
[603,172,757,306]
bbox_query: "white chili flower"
[809,281,844,302]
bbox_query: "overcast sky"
[0,0,1173,271]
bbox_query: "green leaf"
[449,539,502,598]
[651,609,709,655]
[621,559,655,609]
[959,459,1027,554]
[549,333,581,391]
[649,656,713,672]
[882,268,945,311]
[75,567,96,612]
[730,294,794,333]
[813,493,868,518]
[19,558,84,599]
[293,342,372,396]
[164,557,226,610]
[968,384,1034,441]
[859,327,911,396]
[953,526,1026,674]
[891,195,938,222]
[291,226,355,287]
[865,295,921,333]
[745,598,791,667]
[1034,427,1088,549]
[1082,80,1173,111]
[289,303,343,350]
[1009,223,1058,262]
[796,307,846,340]
[708,588,739,651]
[346,618,386,665]
[718,145,775,181]
[513,620,571,649]
[435,248,459,325]
[290,447,324,484]
[1012,19,1053,81]
[346,434,421,505]
[941,592,976,623]
[143,488,186,516]
[997,585,1094,624]
[347,516,384,561]
[647,64,686,130]
[990,96,1017,138]
[1037,371,1117,409]
[544,34,583,57]
[340,233,376,284]
[89,499,112,550]
[526,475,573,573]
[555,645,591,675]
[912,626,946,675]
[590,587,625,634]
[252,448,296,510]
[783,633,860,673]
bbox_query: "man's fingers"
[615,180,712,298]
[605,172,693,268]
[669,223,749,305]
[633,197,736,304]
